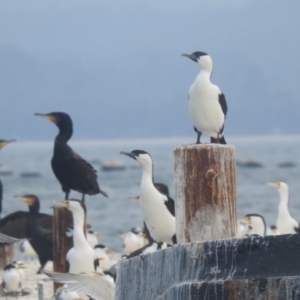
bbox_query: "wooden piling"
[52,207,73,291]
[0,244,14,268]
[174,144,237,242]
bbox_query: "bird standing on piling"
[268,181,300,234]
[35,112,107,201]
[57,199,99,274]
[182,51,228,144]
[0,139,16,218]
[121,150,176,247]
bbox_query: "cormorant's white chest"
[67,244,96,275]
[139,177,175,245]
[188,73,225,138]
[277,203,299,234]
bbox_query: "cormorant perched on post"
[182,51,228,144]
[35,112,108,201]
[0,195,53,273]
[121,150,176,247]
[0,139,16,218]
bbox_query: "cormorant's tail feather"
[210,136,226,144]
[100,189,108,198]
[219,136,226,144]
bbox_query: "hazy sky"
[0,0,299,140]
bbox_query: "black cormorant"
[0,139,16,218]
[0,194,53,273]
[35,112,108,201]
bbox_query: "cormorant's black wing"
[164,196,175,217]
[0,211,29,238]
[37,226,53,243]
[0,211,53,239]
[69,150,100,194]
[36,213,53,229]
[219,93,228,117]
[294,223,300,233]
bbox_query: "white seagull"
[121,150,176,247]
[182,51,228,144]
[1,263,21,297]
[268,181,300,234]
[44,270,115,300]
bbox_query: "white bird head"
[61,199,86,215]
[120,150,153,171]
[268,181,288,193]
[241,213,266,236]
[182,51,213,71]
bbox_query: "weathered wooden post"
[116,143,300,299]
[174,144,236,242]
[52,207,73,291]
[0,244,15,268]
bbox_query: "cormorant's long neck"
[72,209,89,249]
[278,189,291,219]
[29,202,40,218]
[140,162,154,193]
[55,124,73,144]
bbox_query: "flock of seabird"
[0,51,297,299]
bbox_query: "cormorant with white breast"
[55,199,99,274]
[268,181,300,234]
[120,150,176,247]
[182,51,228,144]
[0,195,53,273]
[0,139,16,218]
[35,112,108,201]
[239,214,266,237]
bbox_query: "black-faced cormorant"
[182,51,228,144]
[121,150,176,247]
[35,112,108,201]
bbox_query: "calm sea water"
[1,136,300,252]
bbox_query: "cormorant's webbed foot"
[196,132,202,144]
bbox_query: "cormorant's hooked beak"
[238,218,249,225]
[17,262,27,269]
[51,200,69,209]
[267,182,279,189]
[34,113,56,123]
[0,139,16,149]
[14,195,34,206]
[127,196,140,201]
[120,151,136,160]
[181,53,198,62]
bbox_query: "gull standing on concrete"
[182,51,228,144]
[121,150,176,247]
